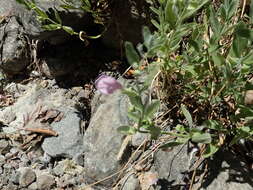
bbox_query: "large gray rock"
[0,0,89,75]
[154,146,253,190]
[0,13,29,75]
[83,90,130,185]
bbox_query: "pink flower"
[95,75,123,95]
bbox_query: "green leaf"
[142,26,153,50]
[117,126,137,135]
[151,19,160,29]
[125,42,140,68]
[80,0,91,8]
[208,6,222,40]
[54,9,62,24]
[191,132,212,144]
[122,89,144,111]
[62,26,77,35]
[181,0,210,21]
[144,100,160,119]
[235,22,252,39]
[212,53,225,67]
[42,24,61,31]
[230,36,248,58]
[181,104,193,127]
[203,144,219,158]
[150,6,160,16]
[203,120,226,132]
[220,0,239,21]
[235,105,253,120]
[149,126,161,140]
[175,124,186,133]
[165,0,177,28]
[128,111,140,122]
[250,0,253,21]
[33,6,49,19]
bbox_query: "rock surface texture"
[83,90,130,185]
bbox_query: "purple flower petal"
[95,75,123,95]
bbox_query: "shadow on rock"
[201,149,253,190]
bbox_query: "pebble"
[28,182,38,190]
[10,171,20,184]
[18,167,36,187]
[36,174,55,190]
[73,153,84,166]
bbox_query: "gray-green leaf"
[181,104,193,127]
[144,100,160,119]
[117,126,137,135]
[191,132,212,144]
[125,42,140,68]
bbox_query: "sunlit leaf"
[125,42,140,67]
[142,26,153,50]
[181,104,193,127]
[203,120,226,132]
[54,9,62,24]
[191,132,212,144]
[122,89,144,111]
[62,26,77,35]
[144,100,160,119]
[203,144,219,158]
[42,24,61,31]
[117,126,137,135]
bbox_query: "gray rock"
[18,167,36,187]
[154,145,189,189]
[131,132,149,147]
[0,108,16,124]
[10,171,20,184]
[83,90,130,185]
[41,108,84,158]
[0,0,89,75]
[0,81,84,159]
[36,174,55,190]
[154,146,253,190]
[28,182,38,190]
[199,150,253,190]
[122,174,140,190]
[2,183,18,190]
[0,14,29,75]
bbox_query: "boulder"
[83,90,130,185]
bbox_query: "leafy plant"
[122,0,253,158]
